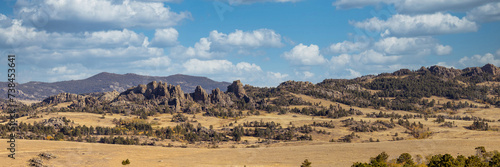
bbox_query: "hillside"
[0,72,230,100]
[1,64,500,166]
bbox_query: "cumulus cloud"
[209,29,283,50]
[226,0,302,5]
[0,19,147,49]
[180,58,285,87]
[170,38,216,59]
[267,71,289,80]
[352,13,478,37]
[182,59,262,75]
[330,50,400,67]
[347,69,362,78]
[0,14,12,28]
[466,2,500,22]
[171,29,283,59]
[327,40,369,54]
[47,63,92,82]
[150,28,179,47]
[295,71,315,79]
[131,56,171,67]
[373,37,452,55]
[459,52,500,67]
[15,0,191,31]
[282,43,327,65]
[333,0,494,14]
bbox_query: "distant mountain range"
[0,72,230,100]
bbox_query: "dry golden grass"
[1,139,500,167]
[2,94,500,166]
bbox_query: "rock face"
[42,93,85,104]
[227,80,246,98]
[481,64,500,75]
[417,65,462,78]
[115,81,194,111]
[192,86,209,104]
[462,64,500,76]
[41,80,255,111]
[98,90,120,102]
[209,88,233,107]
[392,69,412,76]
[428,65,462,78]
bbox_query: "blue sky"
[1,0,500,87]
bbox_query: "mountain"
[0,72,230,100]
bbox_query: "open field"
[1,139,500,167]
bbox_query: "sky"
[0,0,499,87]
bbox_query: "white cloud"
[131,56,171,67]
[0,19,146,49]
[267,71,289,80]
[265,71,289,86]
[330,54,351,66]
[459,51,500,67]
[347,69,362,78]
[435,45,452,56]
[295,71,315,79]
[182,59,262,75]
[170,37,216,59]
[150,28,179,47]
[236,62,262,72]
[333,0,494,14]
[170,29,283,59]
[466,2,500,22]
[16,0,191,31]
[327,40,369,54]
[352,13,478,37]
[0,14,12,28]
[330,50,400,67]
[209,29,283,50]
[47,64,92,82]
[282,43,327,65]
[180,58,285,87]
[226,0,301,5]
[374,37,452,55]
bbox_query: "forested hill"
[0,72,230,100]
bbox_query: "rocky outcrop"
[42,93,85,105]
[462,64,500,76]
[417,65,462,78]
[97,90,120,102]
[481,64,500,75]
[41,117,69,129]
[192,86,209,104]
[209,88,233,107]
[72,96,101,108]
[462,67,483,76]
[277,80,314,89]
[227,80,246,98]
[417,66,430,73]
[115,81,192,111]
[428,65,462,78]
[392,69,412,76]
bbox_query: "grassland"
[2,94,500,166]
